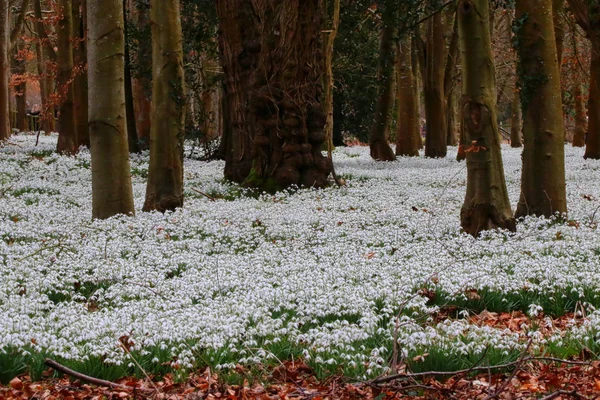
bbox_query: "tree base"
[461,204,516,237]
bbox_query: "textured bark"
[396,39,420,157]
[458,0,515,237]
[0,0,9,140]
[514,0,567,218]
[323,0,340,152]
[510,89,522,147]
[33,0,54,134]
[369,0,397,161]
[73,0,89,147]
[573,82,586,147]
[217,0,332,190]
[123,0,139,153]
[56,0,77,153]
[444,13,459,147]
[424,8,447,158]
[88,0,135,219]
[143,0,185,212]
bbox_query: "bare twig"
[191,187,216,201]
[484,338,533,400]
[44,358,152,393]
[541,389,587,400]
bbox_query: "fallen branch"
[540,389,587,400]
[484,338,533,400]
[191,187,216,201]
[371,356,591,385]
[44,358,152,393]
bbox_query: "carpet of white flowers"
[2,133,600,380]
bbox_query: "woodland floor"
[2,133,600,399]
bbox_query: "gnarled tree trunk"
[217,0,333,190]
[458,0,515,236]
[369,0,397,161]
[88,0,135,218]
[514,0,567,218]
[143,0,185,212]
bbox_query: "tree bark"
[458,0,515,237]
[13,38,27,132]
[56,0,77,153]
[396,38,420,157]
[445,12,459,147]
[88,0,135,219]
[143,0,185,212]
[323,0,340,153]
[514,0,567,218]
[123,0,139,153]
[0,0,9,140]
[33,0,54,134]
[369,0,397,161]
[510,88,522,147]
[73,0,89,147]
[553,0,564,65]
[133,0,151,145]
[572,81,586,147]
[216,0,333,190]
[424,6,448,158]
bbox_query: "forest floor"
[2,133,600,398]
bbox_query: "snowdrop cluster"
[1,133,600,375]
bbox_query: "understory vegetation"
[2,134,600,385]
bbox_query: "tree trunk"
[123,0,139,153]
[13,39,28,132]
[411,35,424,150]
[445,12,459,147]
[323,0,340,153]
[133,2,151,146]
[572,81,586,147]
[216,0,333,190]
[396,38,420,157]
[0,0,9,140]
[514,0,567,218]
[143,0,185,212]
[553,0,564,65]
[424,8,447,158]
[458,0,515,237]
[510,88,522,147]
[369,0,397,161]
[56,0,77,153]
[73,0,89,147]
[88,0,135,219]
[33,0,55,134]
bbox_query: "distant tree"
[395,37,420,157]
[73,0,89,148]
[0,0,9,140]
[568,0,600,159]
[33,0,55,135]
[369,0,397,161]
[216,0,332,190]
[143,0,185,212]
[56,0,77,153]
[88,0,135,218]
[514,0,567,218]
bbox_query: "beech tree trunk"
[34,0,55,134]
[510,89,522,147]
[217,0,332,190]
[514,0,567,218]
[13,39,27,132]
[0,0,9,140]
[445,13,459,147]
[458,0,515,237]
[323,0,340,153]
[123,0,139,153]
[73,0,89,147]
[133,0,151,144]
[369,0,397,161]
[143,0,185,212]
[424,7,447,158]
[573,82,586,147]
[567,0,600,158]
[88,0,135,219]
[396,38,420,157]
[56,0,77,153]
